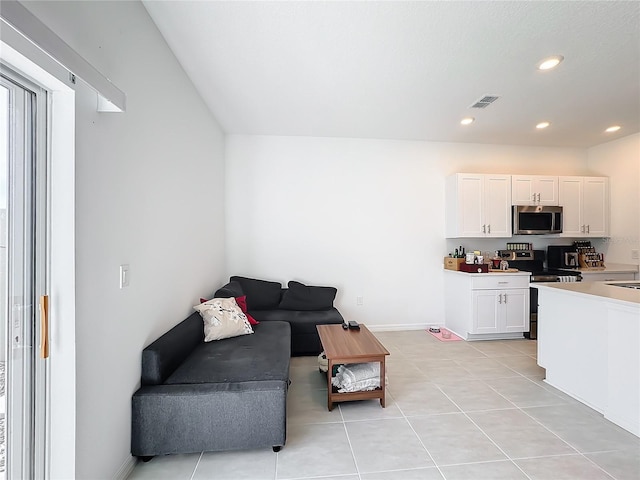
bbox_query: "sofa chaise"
[131,313,291,459]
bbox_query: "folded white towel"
[336,377,380,393]
[340,363,380,385]
[331,362,382,392]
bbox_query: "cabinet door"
[502,289,529,332]
[472,290,499,334]
[454,174,485,237]
[484,175,512,237]
[536,176,559,205]
[559,176,584,236]
[512,175,558,205]
[583,177,609,237]
[512,176,536,205]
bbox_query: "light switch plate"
[119,264,130,288]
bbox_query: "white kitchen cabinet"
[446,173,512,238]
[559,176,609,237]
[512,175,558,205]
[444,271,530,340]
[472,288,528,334]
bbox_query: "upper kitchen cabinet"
[559,176,610,237]
[446,173,512,238]
[511,175,558,205]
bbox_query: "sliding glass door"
[1,66,48,480]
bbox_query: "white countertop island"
[533,281,640,437]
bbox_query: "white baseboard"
[366,323,431,332]
[113,455,137,480]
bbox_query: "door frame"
[1,40,76,480]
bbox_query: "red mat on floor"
[427,329,463,342]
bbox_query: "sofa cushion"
[249,308,344,336]
[230,276,282,310]
[164,321,291,385]
[214,281,244,299]
[194,297,253,341]
[279,281,337,311]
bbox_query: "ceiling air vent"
[470,95,500,109]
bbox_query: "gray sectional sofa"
[131,277,344,459]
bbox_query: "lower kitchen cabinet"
[472,289,528,334]
[444,270,530,340]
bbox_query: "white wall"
[22,1,227,478]
[587,133,640,265]
[226,135,587,329]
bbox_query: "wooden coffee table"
[316,324,390,411]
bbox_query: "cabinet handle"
[482,224,486,234]
[587,225,590,233]
[503,293,507,303]
[581,225,585,233]
[487,224,491,234]
[498,294,502,304]
[532,193,536,202]
[537,193,541,202]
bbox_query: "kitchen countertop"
[443,269,530,277]
[573,263,639,274]
[532,281,640,307]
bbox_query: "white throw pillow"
[194,297,254,342]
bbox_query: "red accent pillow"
[200,296,259,325]
[235,295,259,325]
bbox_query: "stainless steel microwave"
[513,205,563,235]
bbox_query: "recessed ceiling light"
[536,121,551,129]
[538,55,564,70]
[460,117,474,125]
[605,125,621,133]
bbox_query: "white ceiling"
[143,1,640,148]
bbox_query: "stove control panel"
[498,250,535,261]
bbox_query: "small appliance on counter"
[547,245,579,269]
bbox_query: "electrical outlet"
[356,296,363,306]
[632,249,639,260]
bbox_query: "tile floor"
[128,331,640,480]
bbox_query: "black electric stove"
[497,250,582,283]
[497,250,581,339]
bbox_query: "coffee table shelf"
[316,324,389,411]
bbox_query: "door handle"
[40,295,49,359]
